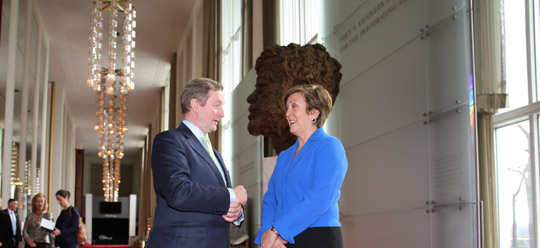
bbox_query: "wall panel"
[322,0,478,246]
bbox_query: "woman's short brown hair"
[31,193,48,213]
[283,84,333,128]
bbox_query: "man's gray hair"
[180,78,223,114]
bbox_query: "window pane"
[496,119,533,248]
[503,0,529,111]
[536,0,540,101]
[221,0,230,44]
[233,0,241,31]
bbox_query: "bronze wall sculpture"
[247,43,342,153]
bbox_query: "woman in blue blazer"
[53,190,80,248]
[255,85,348,248]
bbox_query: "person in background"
[52,190,79,248]
[145,78,247,248]
[255,85,348,248]
[0,199,22,248]
[23,193,54,248]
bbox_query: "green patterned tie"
[202,136,219,165]
[202,136,224,183]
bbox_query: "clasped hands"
[222,185,247,222]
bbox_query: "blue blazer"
[255,128,348,245]
[145,123,233,248]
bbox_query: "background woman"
[23,193,54,248]
[255,85,348,248]
[52,190,79,248]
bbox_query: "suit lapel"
[4,209,14,233]
[214,149,231,187]
[179,123,228,187]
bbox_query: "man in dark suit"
[145,78,247,248]
[0,199,22,248]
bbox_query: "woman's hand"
[272,237,288,248]
[277,236,288,247]
[260,228,287,248]
[52,228,61,236]
[25,238,36,247]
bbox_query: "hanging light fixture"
[88,0,136,202]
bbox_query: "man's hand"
[233,185,247,206]
[222,202,242,222]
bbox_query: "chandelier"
[88,0,136,202]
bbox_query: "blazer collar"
[178,123,230,187]
[289,128,326,165]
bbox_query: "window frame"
[494,0,540,247]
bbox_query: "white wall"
[230,69,262,246]
[322,0,477,247]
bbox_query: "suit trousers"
[4,236,17,248]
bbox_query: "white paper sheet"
[40,218,55,231]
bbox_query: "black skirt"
[285,227,343,248]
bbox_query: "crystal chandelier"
[88,0,136,202]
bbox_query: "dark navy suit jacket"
[0,209,21,248]
[145,123,234,248]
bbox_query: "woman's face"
[35,196,45,212]
[285,92,318,137]
[56,195,67,208]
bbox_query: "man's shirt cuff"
[228,188,236,203]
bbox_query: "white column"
[50,88,65,216]
[15,0,34,220]
[2,0,19,208]
[86,194,93,244]
[19,0,34,207]
[40,56,50,205]
[31,29,43,196]
[129,194,137,237]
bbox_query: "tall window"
[494,0,540,247]
[220,0,243,176]
[279,0,321,45]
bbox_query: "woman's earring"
[312,118,316,124]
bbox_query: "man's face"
[194,90,225,134]
[8,200,18,211]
